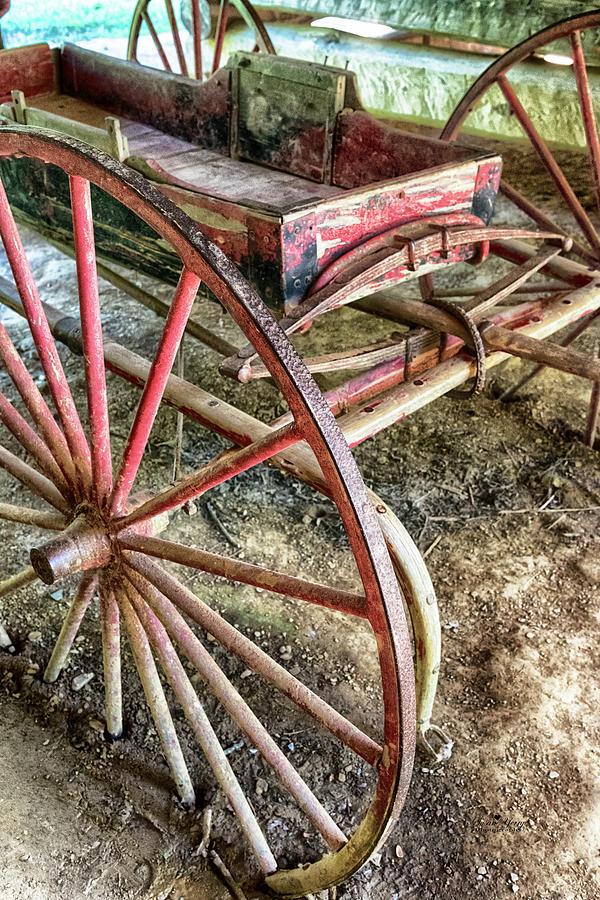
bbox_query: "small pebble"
[27,631,42,642]
[72,673,94,691]
[510,873,519,882]
[255,777,268,796]
[477,866,487,875]
[395,845,403,858]
[548,770,559,779]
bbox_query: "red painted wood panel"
[332,110,473,189]
[60,45,230,153]
[0,43,56,104]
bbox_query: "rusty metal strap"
[426,296,487,397]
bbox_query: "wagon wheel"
[127,0,274,80]
[442,10,600,269]
[0,127,414,897]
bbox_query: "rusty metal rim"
[441,12,600,269]
[441,10,600,142]
[0,126,415,896]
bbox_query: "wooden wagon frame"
[0,10,600,897]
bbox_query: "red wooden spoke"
[126,556,382,766]
[497,74,600,255]
[570,30,600,216]
[69,176,113,506]
[114,422,300,530]
[120,532,367,616]
[0,501,65,531]
[99,582,122,738]
[164,0,188,76]
[142,10,172,71]
[191,0,203,79]
[125,566,347,850]
[0,178,92,491]
[43,572,97,683]
[116,586,196,805]
[0,389,71,496]
[125,580,277,873]
[109,267,200,514]
[0,322,79,493]
[0,443,71,514]
[499,180,597,267]
[213,0,230,74]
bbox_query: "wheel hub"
[29,492,172,585]
[30,510,112,585]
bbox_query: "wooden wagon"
[0,9,599,896]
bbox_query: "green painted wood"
[231,52,347,181]
[0,155,188,288]
[219,22,600,149]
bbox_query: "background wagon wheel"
[0,127,415,897]
[127,0,275,80]
[441,10,600,269]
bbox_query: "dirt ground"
[0,146,599,900]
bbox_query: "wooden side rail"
[60,44,231,153]
[0,90,129,161]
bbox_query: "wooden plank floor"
[28,91,342,210]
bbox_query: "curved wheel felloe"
[127,0,275,80]
[442,10,600,269]
[368,494,450,762]
[0,127,415,897]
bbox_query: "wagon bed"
[0,41,502,311]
